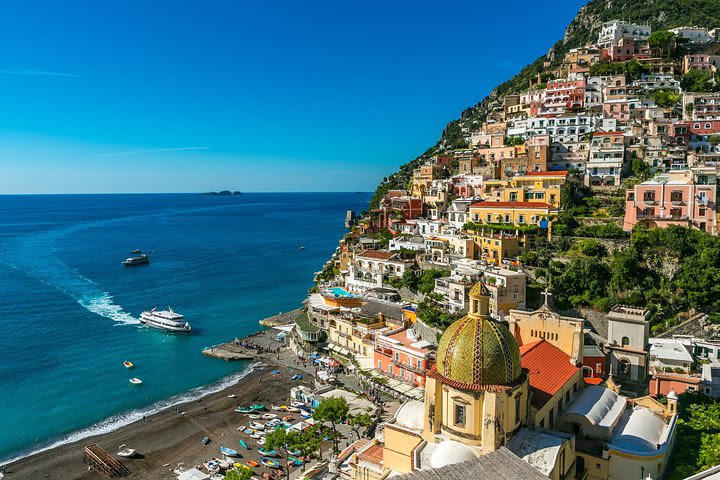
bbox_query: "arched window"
[621,336,630,347]
[619,359,631,376]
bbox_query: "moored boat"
[123,360,133,368]
[139,307,191,333]
[129,377,142,385]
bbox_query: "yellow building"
[469,201,556,226]
[504,170,568,208]
[469,230,527,265]
[411,164,442,198]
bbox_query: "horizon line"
[0,191,374,196]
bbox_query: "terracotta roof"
[652,372,702,384]
[470,201,553,209]
[584,377,604,385]
[520,340,579,409]
[357,444,384,464]
[526,170,569,176]
[357,250,395,260]
[593,131,623,136]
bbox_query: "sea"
[0,192,371,463]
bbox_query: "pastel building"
[597,20,651,47]
[683,54,720,74]
[469,201,556,227]
[584,131,626,186]
[623,169,718,234]
[347,250,414,292]
[374,327,435,388]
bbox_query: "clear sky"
[0,0,586,194]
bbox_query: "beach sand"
[4,365,315,480]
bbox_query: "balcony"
[390,358,426,375]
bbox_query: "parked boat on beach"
[261,457,280,468]
[220,446,238,457]
[117,444,137,458]
[238,440,248,450]
[140,308,191,333]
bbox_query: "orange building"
[374,327,435,388]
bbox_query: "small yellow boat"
[124,361,134,368]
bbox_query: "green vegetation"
[417,292,463,329]
[589,59,648,79]
[224,466,254,480]
[648,30,676,59]
[681,70,720,93]
[549,225,720,327]
[312,396,349,454]
[464,221,540,234]
[348,412,373,440]
[387,268,447,294]
[651,89,681,108]
[667,393,720,479]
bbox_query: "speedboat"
[235,406,254,414]
[123,361,134,368]
[129,377,143,385]
[117,445,137,457]
[139,308,191,333]
[131,249,142,254]
[123,254,149,266]
[261,413,277,420]
[220,446,239,457]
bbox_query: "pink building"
[604,37,652,62]
[603,99,631,123]
[374,327,435,388]
[452,174,485,197]
[541,77,585,114]
[683,54,720,74]
[623,169,718,234]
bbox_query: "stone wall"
[413,318,444,346]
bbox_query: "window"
[377,360,382,369]
[619,359,631,376]
[700,208,706,216]
[539,419,545,428]
[565,391,570,403]
[454,403,466,427]
[395,352,400,361]
[621,336,630,347]
[670,191,683,202]
[515,395,522,424]
[549,407,554,428]
[518,215,525,223]
[643,191,655,202]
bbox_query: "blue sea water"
[0,192,370,463]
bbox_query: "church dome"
[434,315,522,390]
[429,440,477,468]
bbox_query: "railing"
[390,359,426,375]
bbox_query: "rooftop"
[357,250,396,260]
[520,340,580,409]
[470,201,554,209]
[394,447,546,480]
[507,428,571,477]
[649,341,694,363]
[294,311,320,334]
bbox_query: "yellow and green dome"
[434,315,522,390]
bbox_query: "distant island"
[198,190,243,196]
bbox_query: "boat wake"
[78,292,139,325]
[1,226,139,326]
[0,364,260,465]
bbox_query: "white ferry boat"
[139,308,192,333]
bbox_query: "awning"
[177,469,210,480]
[272,325,295,333]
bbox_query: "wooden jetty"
[83,443,130,477]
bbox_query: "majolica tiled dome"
[435,315,522,390]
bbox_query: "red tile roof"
[357,250,395,260]
[652,372,702,384]
[593,131,624,136]
[470,201,554,209]
[520,340,579,409]
[584,377,604,385]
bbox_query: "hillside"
[370,0,720,209]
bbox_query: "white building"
[550,141,590,171]
[597,20,651,47]
[634,73,682,93]
[347,250,413,292]
[670,26,712,43]
[605,305,650,385]
[585,132,626,186]
[649,338,694,373]
[525,113,603,143]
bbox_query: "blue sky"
[0,0,586,193]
